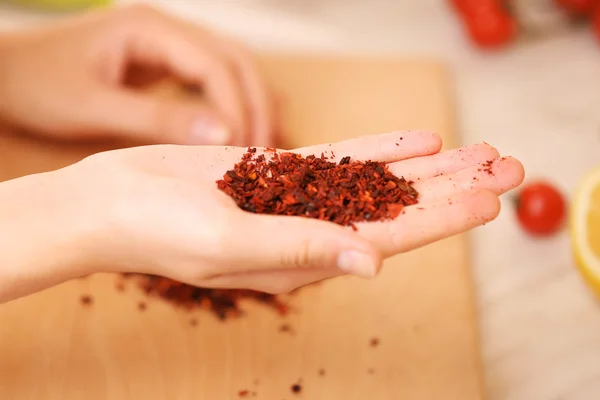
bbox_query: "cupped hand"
[56,130,523,295]
[0,4,274,146]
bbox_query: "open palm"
[82,130,522,293]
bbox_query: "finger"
[294,130,442,163]
[131,131,443,181]
[84,88,233,145]
[124,8,249,144]
[203,212,382,278]
[388,142,500,182]
[413,156,525,203]
[198,268,342,294]
[357,189,501,257]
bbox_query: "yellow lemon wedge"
[571,166,600,296]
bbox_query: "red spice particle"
[291,383,302,394]
[190,318,198,327]
[115,282,125,292]
[395,143,399,146]
[216,148,419,231]
[370,337,380,347]
[80,295,93,306]
[279,323,295,334]
[481,160,495,176]
[368,368,375,374]
[399,136,403,140]
[318,368,326,376]
[138,301,147,311]
[238,390,250,397]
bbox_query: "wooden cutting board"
[0,55,484,400]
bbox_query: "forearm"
[0,170,94,302]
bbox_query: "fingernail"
[337,250,378,277]
[190,117,231,145]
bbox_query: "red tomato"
[554,0,599,15]
[515,181,566,236]
[464,7,517,48]
[449,0,502,14]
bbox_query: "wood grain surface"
[0,54,484,400]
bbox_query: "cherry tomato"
[554,0,599,15]
[515,181,567,236]
[464,7,517,49]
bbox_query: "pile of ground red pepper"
[217,147,419,230]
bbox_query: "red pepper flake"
[291,383,302,394]
[370,337,380,347]
[137,301,147,312]
[318,368,326,376]
[134,275,290,321]
[190,318,198,327]
[481,160,495,176]
[395,143,399,146]
[80,295,93,306]
[216,148,419,231]
[399,136,403,140]
[238,389,250,397]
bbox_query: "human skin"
[0,4,276,147]
[0,131,524,303]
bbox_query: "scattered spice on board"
[216,147,419,231]
[318,368,326,377]
[189,318,198,327]
[80,295,93,306]
[370,337,380,347]
[134,275,290,320]
[137,301,147,312]
[279,323,295,335]
[238,389,249,397]
[291,383,302,394]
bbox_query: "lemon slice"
[571,166,600,296]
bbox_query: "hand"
[2,130,523,301]
[0,131,524,302]
[0,4,275,146]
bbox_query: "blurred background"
[1,0,600,399]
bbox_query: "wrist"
[0,169,99,302]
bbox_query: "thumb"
[82,88,233,145]
[226,214,383,278]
